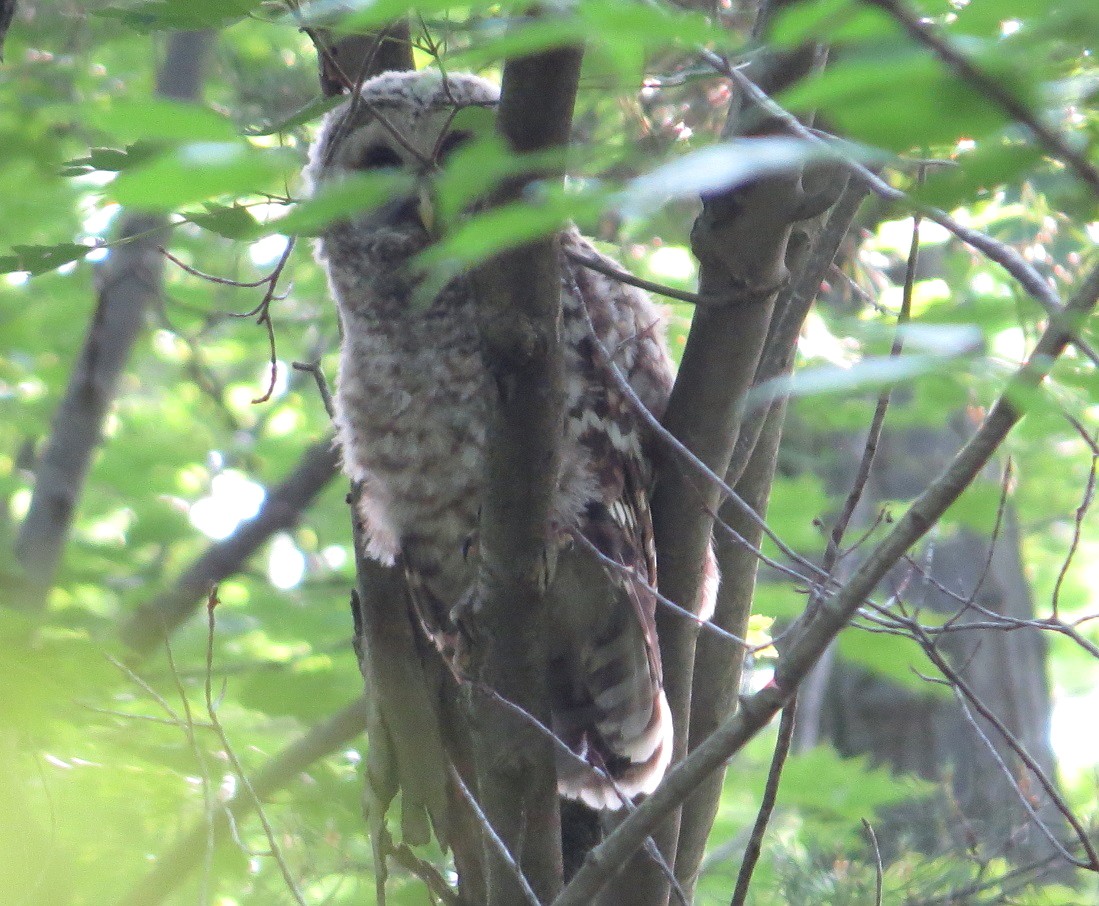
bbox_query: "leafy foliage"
[1,0,1097,904]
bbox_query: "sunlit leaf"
[96,0,262,32]
[109,143,297,210]
[90,98,241,143]
[276,170,414,236]
[621,137,838,216]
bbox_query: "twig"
[565,248,703,305]
[905,615,1096,869]
[1051,429,1097,618]
[729,700,796,906]
[388,841,460,905]
[119,696,369,906]
[861,819,884,906]
[951,683,1082,868]
[159,236,297,405]
[292,360,337,419]
[159,248,274,288]
[570,530,752,650]
[936,459,1013,637]
[448,767,542,906]
[163,632,218,902]
[585,304,831,593]
[827,207,919,562]
[202,590,309,905]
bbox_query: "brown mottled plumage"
[306,70,714,809]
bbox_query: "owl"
[306,69,715,810]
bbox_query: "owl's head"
[305,70,498,240]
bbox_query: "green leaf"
[0,242,91,275]
[417,182,607,272]
[772,0,900,45]
[276,170,414,236]
[189,202,262,239]
[432,134,564,224]
[622,136,842,216]
[447,19,587,70]
[748,346,980,411]
[109,143,297,210]
[90,98,240,143]
[335,0,500,32]
[60,142,164,176]
[95,0,261,32]
[781,43,1014,152]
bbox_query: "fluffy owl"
[306,69,714,810]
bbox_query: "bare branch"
[121,439,340,656]
[905,617,1099,869]
[565,248,703,305]
[202,591,308,903]
[1051,429,1097,618]
[862,819,884,906]
[728,701,796,906]
[449,767,542,906]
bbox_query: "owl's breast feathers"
[324,202,682,806]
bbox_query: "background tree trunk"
[796,415,1066,866]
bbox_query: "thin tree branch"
[450,767,543,906]
[728,700,796,906]
[120,438,340,656]
[118,696,369,906]
[553,261,1099,906]
[862,819,884,906]
[564,248,703,305]
[201,591,308,905]
[901,614,1097,869]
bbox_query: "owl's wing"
[549,440,672,811]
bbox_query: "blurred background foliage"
[0,0,1097,903]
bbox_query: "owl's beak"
[416,187,436,235]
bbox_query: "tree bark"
[464,46,584,905]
